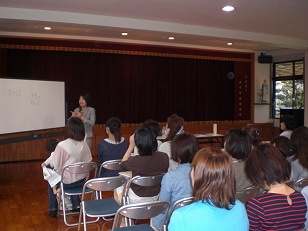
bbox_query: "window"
[272,60,304,118]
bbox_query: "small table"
[194,133,225,148]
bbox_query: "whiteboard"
[0,78,65,134]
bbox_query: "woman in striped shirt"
[245,144,307,231]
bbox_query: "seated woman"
[42,117,92,217]
[245,143,307,230]
[290,126,308,191]
[158,114,185,171]
[280,114,296,140]
[133,119,162,155]
[225,128,254,191]
[152,133,199,230]
[271,135,297,163]
[242,124,261,146]
[168,147,249,231]
[120,126,169,204]
[97,117,128,177]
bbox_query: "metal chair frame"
[235,186,260,204]
[111,200,170,231]
[78,175,127,231]
[163,196,194,231]
[122,174,165,206]
[59,161,97,226]
[295,178,308,189]
[98,159,122,177]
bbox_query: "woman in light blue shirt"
[168,147,249,231]
[152,134,199,230]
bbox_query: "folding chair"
[295,178,308,190]
[110,200,170,231]
[59,162,97,226]
[78,176,127,231]
[163,197,194,231]
[98,159,123,178]
[235,186,260,204]
[122,174,165,206]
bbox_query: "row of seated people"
[43,115,308,231]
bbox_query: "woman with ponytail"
[97,117,128,177]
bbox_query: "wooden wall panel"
[0,122,274,162]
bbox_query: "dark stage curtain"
[6,49,238,124]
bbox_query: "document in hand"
[43,166,61,187]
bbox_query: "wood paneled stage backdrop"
[0,121,276,162]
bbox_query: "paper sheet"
[43,166,61,187]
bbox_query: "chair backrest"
[61,161,97,181]
[130,174,164,187]
[111,200,170,231]
[81,175,127,200]
[165,197,194,228]
[236,186,260,204]
[122,174,165,205]
[98,159,122,177]
[295,178,308,189]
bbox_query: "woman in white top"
[158,114,185,171]
[42,117,92,217]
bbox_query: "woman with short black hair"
[225,128,254,191]
[120,126,169,204]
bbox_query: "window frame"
[272,59,304,118]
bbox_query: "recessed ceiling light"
[168,37,175,40]
[227,42,233,45]
[222,6,234,12]
[44,26,51,30]
[122,32,128,36]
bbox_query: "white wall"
[254,53,273,123]
[254,49,307,126]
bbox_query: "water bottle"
[162,126,166,137]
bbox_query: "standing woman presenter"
[71,93,96,149]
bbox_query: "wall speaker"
[258,55,273,64]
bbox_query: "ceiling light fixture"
[44,26,51,30]
[122,32,128,36]
[222,6,234,12]
[227,42,233,45]
[168,37,175,40]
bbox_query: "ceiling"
[0,0,308,54]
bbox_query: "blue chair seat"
[84,198,121,216]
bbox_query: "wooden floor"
[0,159,123,231]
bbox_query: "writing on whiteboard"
[29,93,41,106]
[8,90,21,97]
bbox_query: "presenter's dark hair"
[245,144,291,189]
[80,93,91,107]
[106,117,122,143]
[134,126,157,156]
[143,119,160,138]
[225,128,251,160]
[171,133,199,163]
[66,117,85,141]
[281,114,296,130]
[192,147,235,210]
